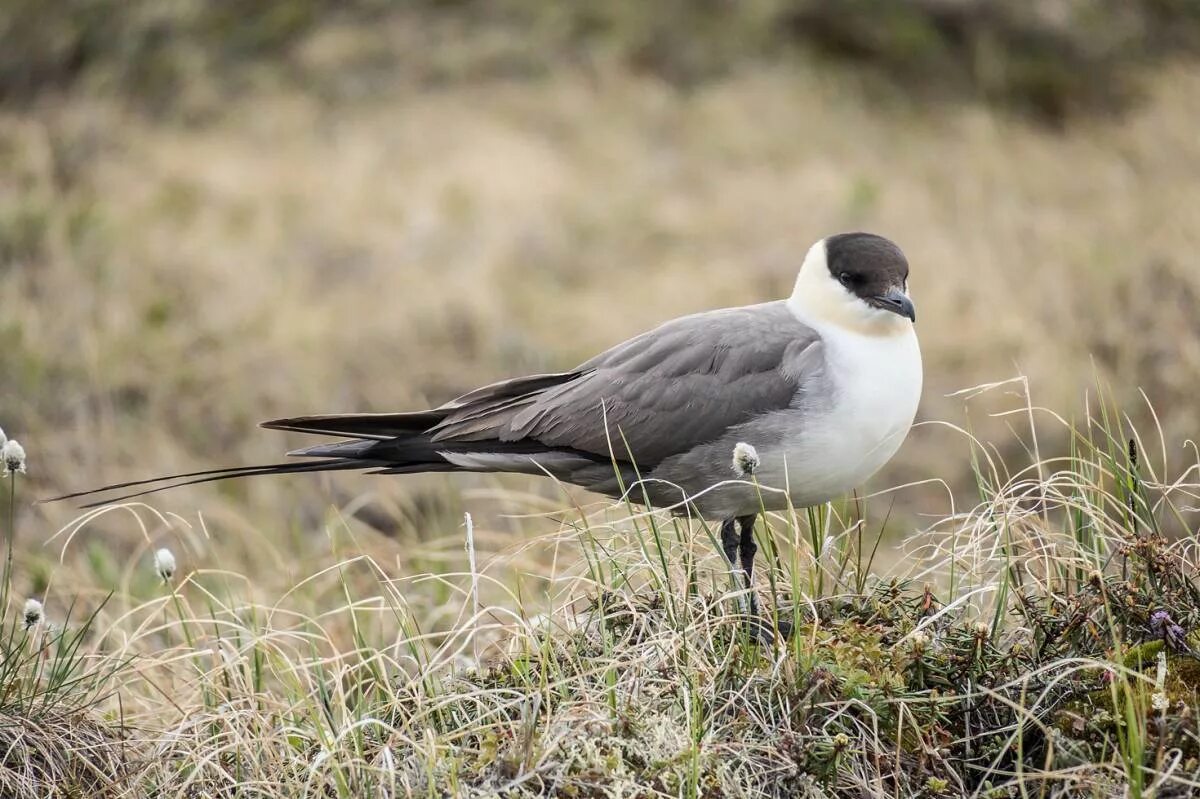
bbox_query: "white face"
[786,239,914,337]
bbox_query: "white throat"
[777,237,923,504]
[786,239,914,338]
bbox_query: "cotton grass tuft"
[154,548,177,583]
[2,439,26,476]
[731,442,759,477]
[23,598,43,630]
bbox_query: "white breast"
[778,324,923,506]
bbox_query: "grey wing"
[430,301,823,466]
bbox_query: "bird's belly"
[760,329,922,507]
[765,418,906,506]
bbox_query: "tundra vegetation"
[2,2,1200,796]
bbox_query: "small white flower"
[154,547,177,583]
[23,598,43,630]
[731,442,760,477]
[1,439,26,476]
[909,630,929,653]
[1149,650,1170,711]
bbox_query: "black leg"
[719,518,740,576]
[722,515,789,642]
[738,513,792,642]
[736,514,759,615]
[720,517,754,622]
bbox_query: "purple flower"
[1150,610,1190,653]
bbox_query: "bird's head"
[788,232,915,336]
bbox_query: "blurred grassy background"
[2,0,1199,570]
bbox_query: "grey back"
[431,301,822,467]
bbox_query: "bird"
[48,231,922,638]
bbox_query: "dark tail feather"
[41,458,381,508]
[261,412,446,440]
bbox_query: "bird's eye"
[838,272,854,287]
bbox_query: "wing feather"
[431,301,822,466]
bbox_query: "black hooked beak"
[868,286,916,322]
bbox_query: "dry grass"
[0,384,1199,796]
[0,24,1198,797]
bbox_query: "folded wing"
[428,301,819,467]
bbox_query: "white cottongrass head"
[1,439,26,476]
[731,442,760,477]
[154,547,177,583]
[0,425,6,449]
[23,598,43,630]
